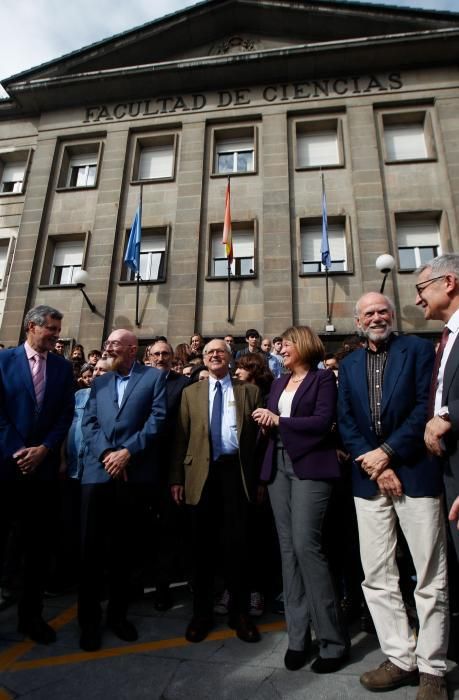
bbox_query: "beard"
[358,323,393,343]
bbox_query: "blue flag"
[321,182,331,270]
[124,206,141,274]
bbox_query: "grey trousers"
[268,447,348,657]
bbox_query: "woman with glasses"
[253,326,348,673]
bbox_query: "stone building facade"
[1,0,459,350]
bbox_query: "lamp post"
[375,254,396,294]
[73,270,97,313]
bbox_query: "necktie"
[210,380,223,460]
[32,353,45,408]
[427,326,450,418]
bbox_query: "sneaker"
[249,591,264,617]
[417,672,447,700]
[214,589,230,615]
[360,659,419,691]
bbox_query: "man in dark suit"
[416,255,459,553]
[0,305,74,644]
[338,292,448,700]
[148,339,189,610]
[170,338,262,644]
[79,328,166,652]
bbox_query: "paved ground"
[0,586,458,699]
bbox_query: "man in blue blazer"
[338,292,448,700]
[79,328,167,652]
[0,305,74,644]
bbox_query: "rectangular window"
[0,239,9,285]
[57,142,102,190]
[123,228,167,282]
[210,224,255,277]
[132,134,176,182]
[300,221,347,273]
[296,118,343,169]
[396,217,441,271]
[0,150,31,195]
[382,111,435,163]
[213,127,255,175]
[50,240,83,285]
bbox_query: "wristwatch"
[438,406,450,422]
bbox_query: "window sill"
[56,185,98,193]
[118,279,167,286]
[131,177,175,185]
[0,191,24,197]
[38,284,80,290]
[299,271,352,277]
[295,163,344,172]
[206,274,256,281]
[384,157,436,165]
[210,171,257,179]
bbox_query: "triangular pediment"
[2,0,459,114]
[4,0,459,84]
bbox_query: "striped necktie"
[32,353,46,408]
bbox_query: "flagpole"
[135,184,143,327]
[321,173,331,326]
[224,176,232,323]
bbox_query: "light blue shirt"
[115,362,135,406]
[208,373,238,455]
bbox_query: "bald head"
[104,328,138,374]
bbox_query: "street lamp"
[375,254,396,294]
[73,270,97,313]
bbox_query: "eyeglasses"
[415,275,446,295]
[104,340,135,349]
[205,349,226,356]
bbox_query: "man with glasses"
[338,292,448,700]
[78,329,167,652]
[416,256,459,561]
[148,339,189,611]
[171,338,262,644]
[0,305,74,644]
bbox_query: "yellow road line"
[10,620,287,672]
[0,604,77,672]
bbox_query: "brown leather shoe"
[185,616,213,643]
[417,673,447,700]
[360,660,419,691]
[228,613,261,643]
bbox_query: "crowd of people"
[0,253,459,700]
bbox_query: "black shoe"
[228,613,261,643]
[311,653,349,674]
[154,585,173,612]
[107,618,138,642]
[185,616,214,643]
[79,624,102,652]
[284,648,309,671]
[18,617,56,645]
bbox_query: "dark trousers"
[0,478,57,623]
[78,481,149,628]
[189,456,250,618]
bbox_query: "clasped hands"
[13,445,49,475]
[356,447,402,497]
[103,448,130,480]
[252,408,279,429]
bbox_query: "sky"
[1,0,459,98]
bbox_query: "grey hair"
[203,339,232,355]
[354,293,395,319]
[417,253,459,279]
[23,305,63,334]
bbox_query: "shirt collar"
[365,334,393,355]
[209,373,231,389]
[446,308,459,335]
[115,360,136,380]
[24,341,48,361]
